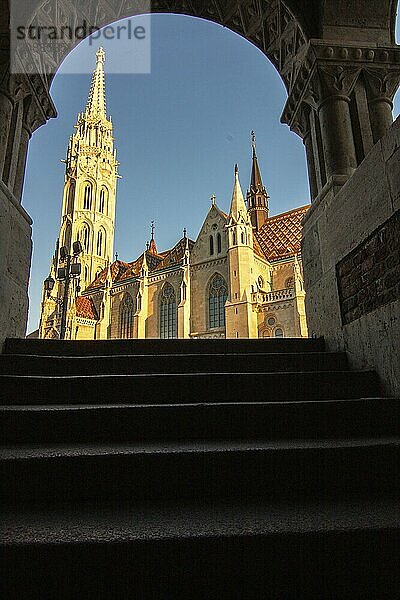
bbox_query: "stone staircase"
[1,337,399,598]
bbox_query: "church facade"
[39,50,309,341]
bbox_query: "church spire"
[148,220,158,255]
[86,47,107,118]
[247,131,269,231]
[230,164,248,222]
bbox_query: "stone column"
[364,69,400,145]
[369,98,393,143]
[0,91,14,179]
[13,123,30,202]
[318,94,357,179]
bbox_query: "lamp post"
[44,241,83,340]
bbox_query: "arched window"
[208,274,228,329]
[83,183,92,210]
[241,232,245,244]
[63,223,72,251]
[119,293,135,339]
[97,229,106,257]
[67,182,75,214]
[262,329,271,338]
[160,284,177,339]
[209,235,214,256]
[274,328,284,338]
[217,232,222,254]
[99,188,108,214]
[80,224,90,253]
[232,230,236,245]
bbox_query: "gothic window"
[232,230,236,245]
[208,274,228,329]
[160,284,177,339]
[119,293,135,339]
[262,329,271,338]
[63,223,72,251]
[217,233,222,254]
[67,182,75,214]
[241,232,245,244]
[274,328,284,338]
[80,224,90,253]
[209,235,214,256]
[83,183,92,210]
[99,188,108,214]
[97,229,106,257]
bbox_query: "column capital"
[281,40,400,135]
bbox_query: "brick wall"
[336,209,400,325]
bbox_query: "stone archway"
[0,0,400,394]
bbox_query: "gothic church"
[39,49,309,340]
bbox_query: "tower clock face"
[80,156,97,176]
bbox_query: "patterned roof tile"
[255,205,309,261]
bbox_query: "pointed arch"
[217,232,222,254]
[83,182,93,210]
[79,222,91,253]
[66,181,75,214]
[63,222,72,252]
[208,273,228,329]
[209,235,214,256]
[160,283,177,339]
[99,187,108,214]
[119,293,135,339]
[96,227,106,257]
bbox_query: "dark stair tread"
[2,436,399,460]
[4,337,326,356]
[2,497,400,546]
[0,351,349,374]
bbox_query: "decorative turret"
[226,164,258,339]
[246,131,269,231]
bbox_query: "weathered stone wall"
[0,182,32,349]
[302,115,400,396]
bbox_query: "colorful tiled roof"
[153,238,194,272]
[255,205,309,261]
[75,296,98,320]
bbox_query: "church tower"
[246,131,269,231]
[61,47,118,289]
[40,48,118,339]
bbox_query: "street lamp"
[44,241,83,340]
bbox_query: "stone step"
[0,351,348,376]
[3,507,399,598]
[0,370,380,405]
[1,398,398,445]
[4,336,325,356]
[2,437,399,505]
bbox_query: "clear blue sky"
[23,13,400,334]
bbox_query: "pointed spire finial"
[235,163,239,176]
[211,194,216,206]
[183,227,187,238]
[96,47,106,64]
[86,48,107,118]
[115,252,118,262]
[251,130,256,155]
